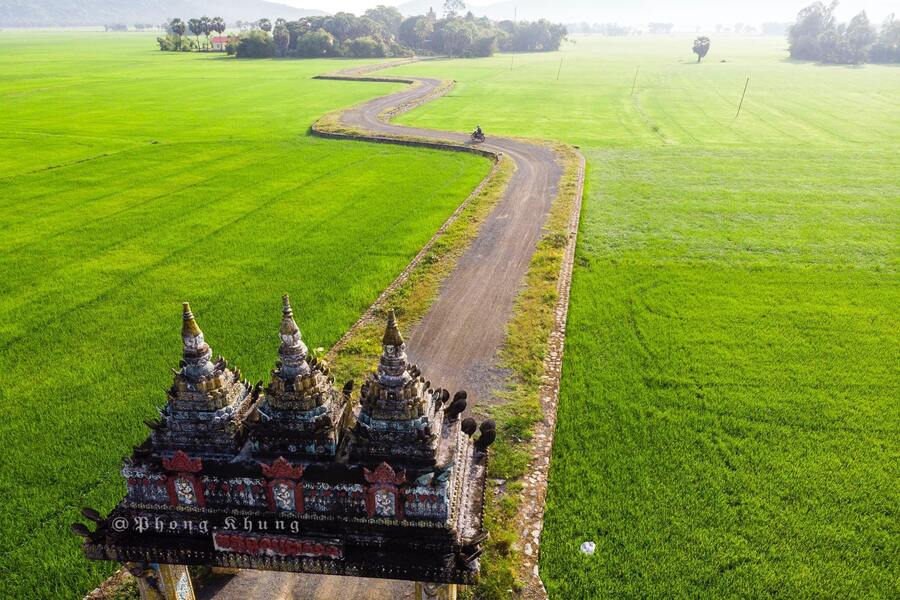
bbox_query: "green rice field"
[2,30,897,600]
[386,35,899,598]
[0,32,491,599]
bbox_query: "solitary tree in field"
[693,36,711,62]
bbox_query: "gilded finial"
[182,302,202,339]
[382,309,404,347]
[179,301,214,379]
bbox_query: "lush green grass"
[0,32,491,599]
[387,36,899,597]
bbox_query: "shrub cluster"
[400,9,566,57]
[789,2,899,64]
[236,30,275,58]
[266,10,410,58]
[156,6,567,60]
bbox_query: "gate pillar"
[128,563,195,600]
[415,582,458,600]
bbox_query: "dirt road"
[206,63,564,600]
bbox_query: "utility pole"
[734,77,750,120]
[511,7,517,70]
[631,65,640,96]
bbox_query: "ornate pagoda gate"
[73,298,494,600]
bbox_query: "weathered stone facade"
[75,299,492,585]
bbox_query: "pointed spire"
[180,302,214,379]
[182,302,202,339]
[382,309,404,348]
[280,294,300,338]
[277,294,309,378]
[377,309,409,384]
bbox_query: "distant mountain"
[0,0,325,27]
[395,0,581,22]
[396,0,898,29]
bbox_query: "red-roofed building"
[210,36,231,51]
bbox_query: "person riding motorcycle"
[471,125,485,142]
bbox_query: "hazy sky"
[281,0,898,26]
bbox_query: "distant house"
[210,36,231,51]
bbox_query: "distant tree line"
[157,16,226,51]
[236,3,567,59]
[761,23,792,36]
[716,23,757,34]
[789,1,899,63]
[566,23,636,36]
[567,22,775,36]
[155,2,566,59]
[647,23,674,34]
[102,24,172,33]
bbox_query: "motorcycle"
[471,131,485,143]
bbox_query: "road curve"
[206,62,564,600]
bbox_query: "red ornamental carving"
[363,462,406,485]
[261,457,305,479]
[364,462,405,519]
[261,458,306,513]
[213,532,342,560]
[165,474,205,508]
[162,450,202,473]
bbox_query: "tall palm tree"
[200,16,212,50]
[212,17,226,37]
[169,18,186,49]
[188,18,202,50]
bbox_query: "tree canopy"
[236,29,275,58]
[692,36,711,62]
[155,9,567,60]
[788,2,897,63]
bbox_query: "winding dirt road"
[205,62,566,600]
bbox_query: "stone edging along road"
[204,60,586,600]
[314,60,585,599]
